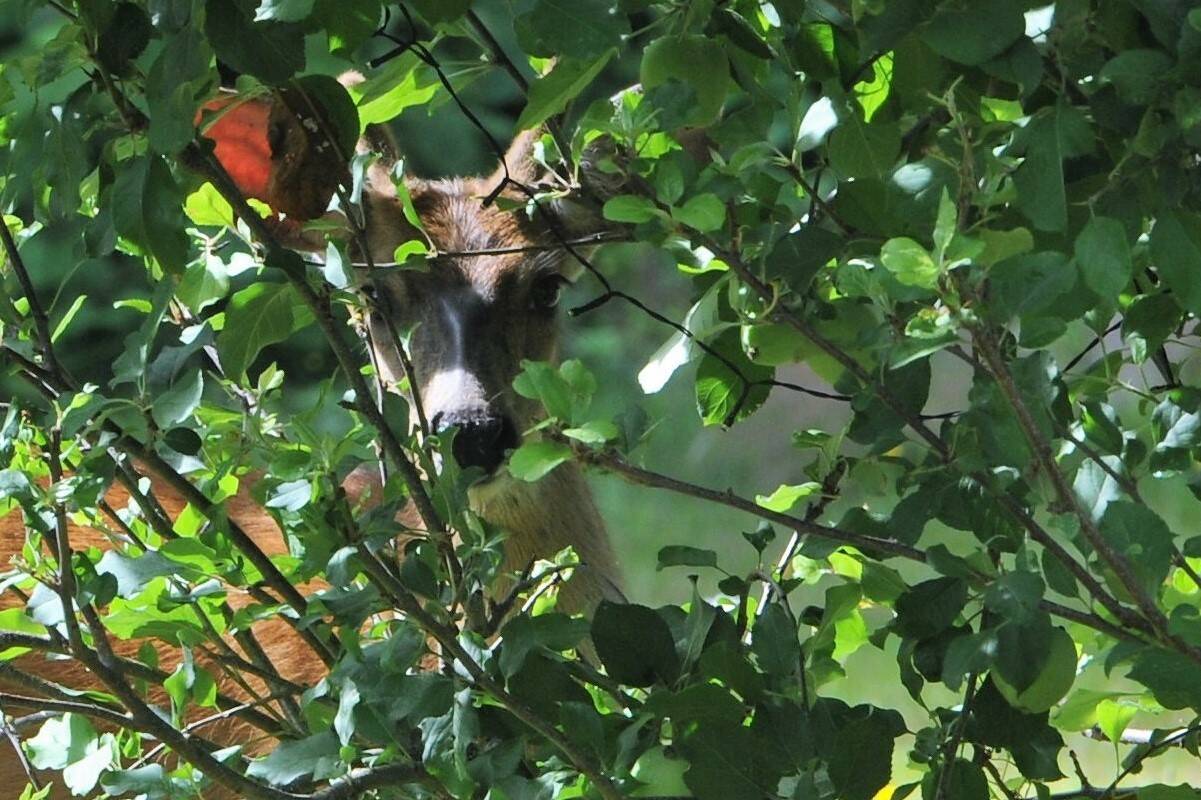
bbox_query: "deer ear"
[484,129,619,240]
[488,128,544,188]
[198,96,275,204]
[199,91,349,221]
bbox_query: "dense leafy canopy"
[4,0,1201,799]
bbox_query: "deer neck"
[352,459,624,614]
[469,462,624,613]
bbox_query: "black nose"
[432,412,520,474]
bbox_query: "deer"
[0,75,625,797]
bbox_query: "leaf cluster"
[4,1,1201,799]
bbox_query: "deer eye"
[530,274,565,312]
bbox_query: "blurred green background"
[3,1,1199,787]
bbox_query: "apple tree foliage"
[3,0,1201,799]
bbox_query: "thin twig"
[355,233,629,267]
[0,691,134,730]
[1,222,66,383]
[0,697,40,793]
[577,444,925,561]
[1099,724,1201,799]
[971,326,1180,654]
[757,458,847,613]
[352,546,627,800]
[1064,321,1122,372]
[933,673,979,800]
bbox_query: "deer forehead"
[406,180,552,293]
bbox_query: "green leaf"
[591,601,679,686]
[1011,104,1093,232]
[350,53,439,126]
[500,613,590,677]
[334,680,359,745]
[828,714,900,800]
[145,27,214,154]
[764,225,843,291]
[51,294,87,343]
[515,0,629,60]
[694,331,773,426]
[1052,688,1129,732]
[111,156,189,274]
[971,680,1065,779]
[216,282,314,378]
[698,641,764,704]
[1098,502,1176,597]
[0,608,48,660]
[755,482,820,513]
[26,714,116,796]
[246,731,340,785]
[507,440,571,482]
[1099,49,1174,105]
[1129,648,1201,711]
[513,360,573,420]
[987,251,1075,321]
[656,545,718,571]
[751,603,799,677]
[152,369,204,427]
[561,420,618,446]
[921,0,1025,65]
[673,193,726,233]
[96,2,152,76]
[983,571,1045,622]
[407,0,471,23]
[206,0,305,85]
[291,74,361,159]
[266,478,312,511]
[312,0,382,56]
[708,7,775,59]
[1075,216,1132,301]
[828,115,901,179]
[602,195,660,224]
[894,577,967,639]
[322,241,351,289]
[1123,293,1181,364]
[977,227,1034,266]
[676,720,778,800]
[925,760,988,800]
[880,237,939,288]
[164,427,202,455]
[640,35,730,126]
[101,766,170,797]
[1095,698,1137,745]
[184,183,235,228]
[992,625,1077,713]
[1151,211,1201,317]
[516,52,615,131]
[393,239,429,267]
[1138,787,1201,800]
[646,682,744,726]
[630,747,690,797]
[178,254,231,314]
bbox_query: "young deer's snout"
[431,410,519,474]
[407,286,531,476]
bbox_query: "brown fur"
[0,471,328,797]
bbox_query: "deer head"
[355,138,578,476]
[202,87,624,609]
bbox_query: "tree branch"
[352,546,627,800]
[970,327,1182,655]
[576,444,925,561]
